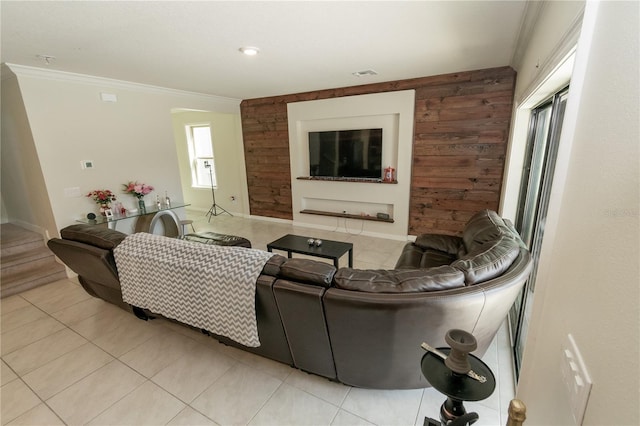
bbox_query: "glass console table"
[76,203,190,237]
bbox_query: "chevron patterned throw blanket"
[113,232,274,347]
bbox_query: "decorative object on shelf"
[307,238,315,246]
[86,212,96,220]
[165,191,171,208]
[314,239,323,247]
[112,202,126,216]
[123,181,154,214]
[86,189,117,215]
[383,166,396,182]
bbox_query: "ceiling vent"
[352,69,378,77]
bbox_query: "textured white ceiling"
[1,1,527,100]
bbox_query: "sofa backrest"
[451,210,523,285]
[322,246,532,389]
[47,224,127,290]
[461,210,516,252]
[60,224,128,248]
[333,266,465,293]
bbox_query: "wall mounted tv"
[308,129,383,179]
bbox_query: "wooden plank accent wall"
[240,66,516,236]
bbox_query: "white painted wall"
[171,110,248,216]
[287,90,415,239]
[515,1,639,424]
[2,65,240,238]
[1,72,57,237]
[0,193,8,224]
[501,1,585,221]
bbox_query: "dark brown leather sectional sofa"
[47,210,531,389]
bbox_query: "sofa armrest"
[414,234,464,256]
[278,258,336,287]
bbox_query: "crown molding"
[3,63,241,107]
[511,1,546,69]
[516,5,584,105]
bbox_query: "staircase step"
[1,224,45,256]
[1,223,68,298]
[1,262,68,298]
[1,246,58,276]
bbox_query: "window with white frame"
[186,124,217,188]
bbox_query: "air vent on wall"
[352,69,378,77]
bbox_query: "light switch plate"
[100,92,117,102]
[561,334,592,424]
[64,187,82,198]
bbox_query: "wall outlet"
[81,160,94,169]
[561,334,592,424]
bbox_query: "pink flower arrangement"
[123,181,154,199]
[86,189,116,205]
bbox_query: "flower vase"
[99,204,111,216]
[138,198,146,214]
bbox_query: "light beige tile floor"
[0,213,515,425]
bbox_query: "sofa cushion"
[279,259,336,288]
[333,266,465,293]
[395,243,457,269]
[462,210,514,253]
[414,234,463,256]
[60,224,127,250]
[452,235,520,285]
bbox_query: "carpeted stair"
[1,223,67,298]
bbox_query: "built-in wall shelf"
[300,209,394,223]
[297,176,397,184]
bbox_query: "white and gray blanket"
[113,232,274,347]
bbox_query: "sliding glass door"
[510,86,569,375]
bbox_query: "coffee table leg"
[287,251,292,259]
[348,249,353,268]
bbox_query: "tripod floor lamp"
[204,160,232,222]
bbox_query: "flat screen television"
[308,128,383,179]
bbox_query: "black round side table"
[421,340,496,426]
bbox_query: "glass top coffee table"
[267,234,353,268]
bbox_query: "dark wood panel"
[241,66,516,235]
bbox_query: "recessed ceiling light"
[352,69,378,77]
[239,46,260,56]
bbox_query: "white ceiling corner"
[0,1,528,100]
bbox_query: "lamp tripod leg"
[204,162,232,222]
